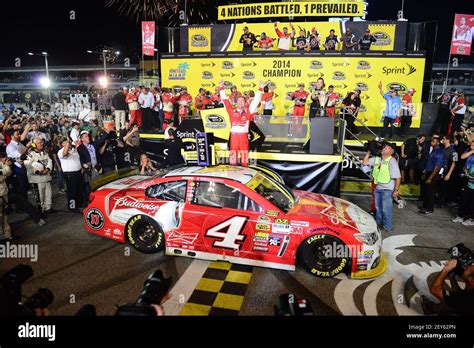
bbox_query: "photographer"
[363,142,401,233]
[24,137,53,215]
[0,153,12,242]
[6,129,29,199]
[98,130,124,174]
[430,259,474,315]
[119,122,140,167]
[77,131,99,203]
[452,139,474,226]
[401,134,425,184]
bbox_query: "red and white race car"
[84,165,386,278]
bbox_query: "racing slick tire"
[126,214,165,254]
[297,234,349,278]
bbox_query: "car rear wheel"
[126,215,165,254]
[298,234,349,278]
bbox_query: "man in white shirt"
[57,140,83,211]
[139,87,155,130]
[6,130,29,198]
[69,121,81,144]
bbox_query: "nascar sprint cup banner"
[161,52,425,127]
[179,21,407,53]
[218,1,364,20]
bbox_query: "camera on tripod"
[0,264,54,316]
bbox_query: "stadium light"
[98,76,108,88]
[39,77,51,88]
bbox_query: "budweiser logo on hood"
[112,196,160,211]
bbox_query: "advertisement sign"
[142,21,156,56]
[161,53,425,127]
[196,132,210,166]
[188,26,212,52]
[218,1,364,20]
[450,14,474,56]
[200,108,231,141]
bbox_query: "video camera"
[363,137,385,157]
[0,264,54,316]
[448,243,474,276]
[75,270,172,316]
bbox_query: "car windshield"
[246,173,295,212]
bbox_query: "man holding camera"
[363,142,401,233]
[24,137,53,215]
[57,139,83,211]
[430,259,474,315]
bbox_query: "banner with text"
[161,53,425,127]
[142,21,156,56]
[450,13,474,56]
[218,1,364,20]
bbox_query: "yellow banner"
[200,108,231,141]
[368,24,396,51]
[218,1,364,20]
[188,27,211,52]
[161,55,425,127]
[227,22,342,52]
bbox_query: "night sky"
[0,0,472,68]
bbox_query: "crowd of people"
[240,24,380,51]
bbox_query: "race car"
[84,165,386,278]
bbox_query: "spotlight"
[98,76,108,88]
[39,77,51,88]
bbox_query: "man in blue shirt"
[8,103,15,112]
[378,82,401,139]
[419,137,445,214]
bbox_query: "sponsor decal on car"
[112,196,161,212]
[269,236,281,246]
[253,246,268,252]
[307,226,340,235]
[257,216,271,223]
[254,232,269,239]
[272,223,291,234]
[256,223,271,231]
[265,210,279,217]
[289,226,303,235]
[290,221,309,227]
[113,228,122,236]
[85,208,105,230]
[167,230,199,245]
[274,218,288,224]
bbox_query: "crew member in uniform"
[219,80,265,167]
[290,83,309,135]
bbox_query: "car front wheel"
[298,234,349,278]
[126,215,165,254]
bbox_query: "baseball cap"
[80,130,89,136]
[298,83,305,87]
[409,88,416,93]
[384,142,397,152]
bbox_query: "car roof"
[164,165,259,185]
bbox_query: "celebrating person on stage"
[261,83,275,115]
[274,22,295,51]
[324,29,340,50]
[306,27,321,51]
[290,83,309,135]
[378,82,402,139]
[341,28,358,51]
[358,28,377,50]
[257,32,274,50]
[177,87,193,124]
[161,88,176,130]
[309,78,327,119]
[210,86,222,107]
[219,80,264,167]
[195,88,211,112]
[239,26,257,51]
[294,29,308,50]
[399,88,416,137]
[126,87,142,128]
[341,92,360,138]
[326,85,339,119]
[229,85,242,107]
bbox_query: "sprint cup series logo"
[309,60,323,69]
[242,71,255,80]
[387,82,408,95]
[191,34,208,47]
[355,82,368,91]
[332,71,346,80]
[205,114,226,129]
[222,61,234,69]
[372,32,391,46]
[357,60,371,70]
[202,71,213,80]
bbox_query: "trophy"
[316,90,328,117]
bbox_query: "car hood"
[289,190,377,234]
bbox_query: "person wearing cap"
[294,29,308,50]
[77,131,99,203]
[306,27,321,51]
[24,137,53,215]
[363,142,401,232]
[450,91,466,135]
[399,88,416,137]
[324,29,340,50]
[378,81,401,139]
[274,22,295,51]
[435,88,457,136]
[341,28,357,51]
[112,87,128,131]
[229,86,243,107]
[257,32,273,50]
[195,88,209,112]
[358,28,377,50]
[290,83,309,134]
[239,26,257,51]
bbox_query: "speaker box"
[420,102,440,136]
[309,117,334,155]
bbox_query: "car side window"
[192,181,263,212]
[146,181,187,202]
